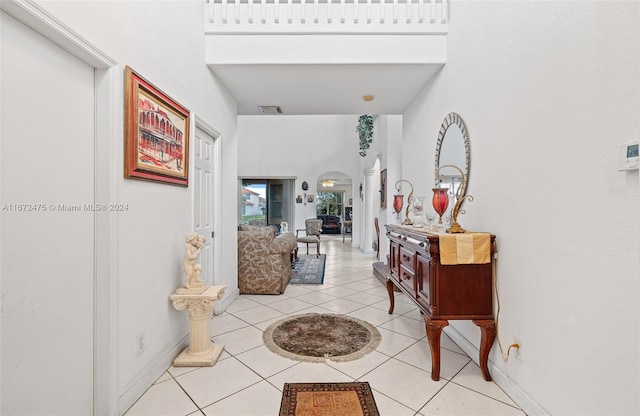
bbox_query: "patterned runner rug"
[279,382,380,416]
[290,254,326,284]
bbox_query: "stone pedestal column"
[169,285,227,367]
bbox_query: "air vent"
[258,106,282,115]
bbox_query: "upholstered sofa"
[317,214,341,234]
[237,224,296,294]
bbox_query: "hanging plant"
[356,114,375,157]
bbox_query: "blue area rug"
[290,254,326,284]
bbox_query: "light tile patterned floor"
[125,235,525,416]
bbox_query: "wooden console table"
[385,224,496,381]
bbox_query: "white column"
[361,168,376,255]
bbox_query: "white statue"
[182,233,206,291]
[280,221,289,233]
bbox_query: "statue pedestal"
[169,285,227,367]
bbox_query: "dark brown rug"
[263,313,381,363]
[279,382,380,416]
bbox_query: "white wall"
[1,12,97,414]
[32,1,239,412]
[238,115,365,241]
[403,1,639,415]
[373,115,404,262]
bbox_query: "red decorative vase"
[432,188,449,224]
[393,194,404,214]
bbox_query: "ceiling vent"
[258,106,282,115]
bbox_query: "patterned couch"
[237,224,297,294]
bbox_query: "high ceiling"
[210,62,444,115]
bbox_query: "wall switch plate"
[619,142,639,171]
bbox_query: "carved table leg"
[386,280,396,314]
[473,319,496,381]
[424,317,449,381]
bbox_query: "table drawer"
[399,247,415,274]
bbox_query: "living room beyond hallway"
[125,235,523,415]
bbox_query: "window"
[241,178,294,227]
[241,182,266,223]
[316,191,344,216]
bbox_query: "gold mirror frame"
[434,112,471,203]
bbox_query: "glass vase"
[393,194,404,220]
[432,188,449,224]
[410,196,425,226]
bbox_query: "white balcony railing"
[205,0,448,34]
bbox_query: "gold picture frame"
[124,66,190,186]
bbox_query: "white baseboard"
[120,288,238,413]
[216,287,239,315]
[118,336,188,415]
[443,326,549,416]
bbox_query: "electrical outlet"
[512,338,522,362]
[136,332,145,356]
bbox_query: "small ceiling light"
[322,180,335,187]
[363,95,374,102]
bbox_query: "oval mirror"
[434,113,470,207]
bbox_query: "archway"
[316,171,353,238]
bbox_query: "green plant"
[356,114,375,157]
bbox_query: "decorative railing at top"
[205,0,448,33]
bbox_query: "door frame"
[192,115,222,293]
[0,1,119,414]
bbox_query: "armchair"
[296,218,322,258]
[237,224,296,294]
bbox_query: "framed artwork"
[380,168,387,208]
[296,195,303,204]
[124,66,190,186]
[307,195,315,203]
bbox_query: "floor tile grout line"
[447,361,524,409]
[168,370,207,415]
[415,376,454,415]
[369,385,433,415]
[185,358,267,413]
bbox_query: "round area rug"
[262,313,381,363]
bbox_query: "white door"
[193,127,216,284]
[1,11,95,415]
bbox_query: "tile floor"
[125,236,525,416]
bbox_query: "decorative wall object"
[434,112,473,233]
[380,169,387,208]
[296,195,303,204]
[124,66,190,186]
[356,114,375,157]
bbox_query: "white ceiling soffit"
[210,63,444,115]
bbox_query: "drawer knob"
[402,254,411,262]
